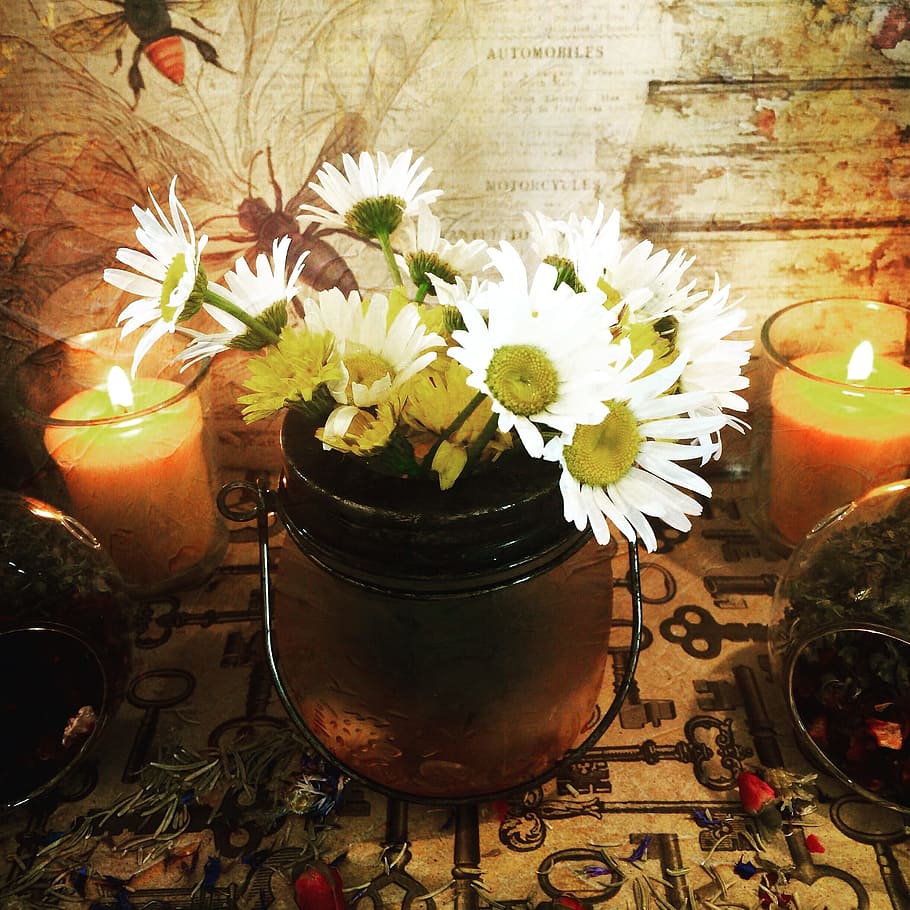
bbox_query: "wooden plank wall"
[624,75,910,328]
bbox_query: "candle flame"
[846,341,874,382]
[107,366,134,409]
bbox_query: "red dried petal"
[845,733,874,763]
[554,896,587,910]
[805,714,827,746]
[865,717,904,751]
[805,833,825,854]
[491,798,510,824]
[293,862,346,910]
[737,771,776,814]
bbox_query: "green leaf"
[363,431,421,477]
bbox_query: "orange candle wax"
[44,375,220,588]
[768,350,910,544]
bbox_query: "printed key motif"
[660,605,767,659]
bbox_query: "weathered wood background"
[2,0,909,473]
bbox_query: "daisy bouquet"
[104,149,751,552]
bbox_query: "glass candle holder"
[751,298,910,550]
[14,329,228,596]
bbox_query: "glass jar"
[769,479,910,812]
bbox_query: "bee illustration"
[47,0,229,107]
[202,113,368,298]
[0,33,222,355]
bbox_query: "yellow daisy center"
[345,351,392,394]
[485,344,559,417]
[563,401,642,486]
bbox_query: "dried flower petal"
[866,717,904,750]
[491,799,510,824]
[733,857,759,879]
[805,833,826,854]
[620,834,651,862]
[554,896,587,910]
[293,860,347,910]
[737,771,776,814]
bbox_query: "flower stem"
[203,288,281,345]
[376,229,403,287]
[464,413,501,465]
[421,391,487,475]
[415,281,431,304]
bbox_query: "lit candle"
[43,367,221,589]
[768,342,910,544]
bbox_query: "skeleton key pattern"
[659,604,768,659]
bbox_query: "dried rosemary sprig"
[1,722,338,907]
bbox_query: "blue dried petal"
[71,866,89,897]
[584,864,612,877]
[243,849,270,870]
[693,809,722,827]
[733,857,758,880]
[621,835,651,862]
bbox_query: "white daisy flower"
[523,209,588,293]
[178,236,309,366]
[674,276,753,458]
[104,176,207,374]
[432,274,493,313]
[543,350,729,552]
[525,210,573,261]
[532,204,699,319]
[448,242,617,458]
[302,288,444,408]
[606,238,697,322]
[396,202,491,295]
[299,149,443,240]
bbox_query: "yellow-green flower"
[400,359,511,488]
[317,402,398,456]
[238,327,344,423]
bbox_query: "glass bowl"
[770,479,910,812]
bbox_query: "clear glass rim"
[17,327,211,428]
[760,296,910,394]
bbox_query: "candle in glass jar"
[768,343,910,544]
[43,368,220,588]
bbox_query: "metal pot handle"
[218,479,644,804]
